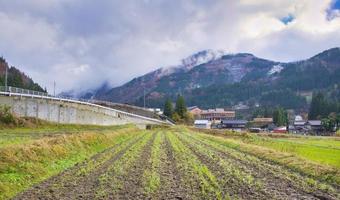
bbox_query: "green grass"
[191,126,340,168]
[236,134,340,168]
[0,123,131,135]
[0,124,133,147]
[0,125,140,200]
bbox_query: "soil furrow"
[156,132,190,199]
[10,129,339,200]
[180,132,338,200]
[166,132,222,199]
[13,133,146,200]
[174,132,268,199]
[107,132,157,199]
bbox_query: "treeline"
[163,95,193,124]
[185,82,306,109]
[0,57,45,92]
[252,106,288,127]
[309,92,340,131]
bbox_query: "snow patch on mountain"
[156,66,177,77]
[158,49,225,78]
[268,64,283,75]
[181,49,225,70]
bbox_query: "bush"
[0,105,16,124]
[336,130,340,137]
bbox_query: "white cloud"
[0,0,340,94]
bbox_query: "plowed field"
[12,128,340,200]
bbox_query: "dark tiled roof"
[222,120,248,124]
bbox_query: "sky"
[0,0,340,94]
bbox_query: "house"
[194,120,211,129]
[221,120,248,130]
[293,120,307,131]
[188,106,202,119]
[200,108,235,121]
[249,118,274,130]
[306,120,322,132]
[253,118,273,123]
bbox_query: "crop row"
[166,131,224,199]
[1,126,142,200]
[173,131,267,199]
[179,129,339,199]
[142,131,164,196]
[95,131,155,199]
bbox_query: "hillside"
[0,57,45,92]
[89,48,340,109]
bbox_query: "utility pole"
[53,81,56,96]
[5,66,8,91]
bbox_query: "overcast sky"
[0,0,340,93]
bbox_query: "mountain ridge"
[78,48,340,109]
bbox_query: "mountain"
[0,57,45,92]
[60,81,111,100]
[92,50,226,103]
[91,48,340,109]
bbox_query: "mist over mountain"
[72,48,340,109]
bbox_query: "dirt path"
[13,133,146,200]
[178,132,339,200]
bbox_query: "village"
[189,106,326,135]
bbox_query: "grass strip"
[0,124,134,148]
[0,126,139,200]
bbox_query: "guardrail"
[0,86,174,125]
[0,86,50,97]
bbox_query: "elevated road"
[0,86,174,127]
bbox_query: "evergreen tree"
[175,95,187,118]
[163,99,173,118]
[273,107,287,126]
[309,92,327,120]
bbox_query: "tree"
[273,107,287,126]
[309,92,327,120]
[322,117,335,132]
[322,112,339,132]
[175,95,187,118]
[172,112,181,122]
[184,111,194,124]
[163,99,173,118]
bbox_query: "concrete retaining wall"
[0,95,167,126]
